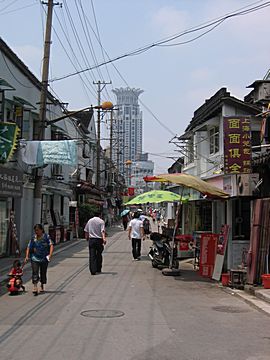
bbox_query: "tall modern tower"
[112,87,144,186]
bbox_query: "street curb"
[220,285,270,317]
[254,289,270,305]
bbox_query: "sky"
[0,0,270,173]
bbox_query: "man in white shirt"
[84,211,106,275]
[128,211,145,261]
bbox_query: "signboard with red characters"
[224,117,252,174]
[199,233,218,277]
[128,187,135,196]
[175,234,193,258]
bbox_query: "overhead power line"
[50,1,270,82]
[0,1,37,16]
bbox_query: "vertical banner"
[224,117,251,174]
[212,225,230,281]
[199,233,218,278]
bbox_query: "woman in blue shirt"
[25,224,54,295]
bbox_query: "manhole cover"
[212,306,249,313]
[80,310,125,318]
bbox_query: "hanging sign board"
[0,167,23,197]
[0,122,20,163]
[224,117,252,174]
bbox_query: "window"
[52,164,63,177]
[209,126,219,154]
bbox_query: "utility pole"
[93,80,111,188]
[33,0,58,225]
[109,108,113,187]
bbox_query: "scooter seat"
[155,240,164,248]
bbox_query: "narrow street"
[0,228,270,360]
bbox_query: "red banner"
[128,187,135,196]
[199,233,218,277]
[217,224,229,255]
[224,117,251,174]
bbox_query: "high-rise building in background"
[131,153,154,193]
[112,87,144,186]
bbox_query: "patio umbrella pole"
[169,187,183,269]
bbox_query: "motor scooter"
[148,232,179,269]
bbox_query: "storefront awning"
[146,173,229,199]
[0,78,15,90]
[13,96,36,109]
[76,181,102,199]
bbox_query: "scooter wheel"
[162,268,181,276]
[152,261,159,268]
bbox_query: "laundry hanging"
[21,140,77,166]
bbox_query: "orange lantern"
[101,101,113,110]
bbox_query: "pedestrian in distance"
[25,224,54,296]
[128,211,145,261]
[84,210,106,275]
[142,217,151,237]
[122,214,129,231]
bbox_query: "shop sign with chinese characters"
[0,167,23,197]
[224,117,251,174]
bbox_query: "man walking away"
[128,211,145,261]
[84,211,106,275]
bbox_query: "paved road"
[0,229,270,360]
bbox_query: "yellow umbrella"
[150,173,229,199]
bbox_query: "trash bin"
[261,274,270,289]
[221,273,230,286]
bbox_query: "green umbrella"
[124,190,181,205]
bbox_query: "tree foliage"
[78,204,99,227]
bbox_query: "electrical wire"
[74,0,103,82]
[50,1,270,82]
[0,0,19,13]
[77,0,113,102]
[52,11,97,101]
[60,1,97,100]
[158,19,226,47]
[0,50,34,88]
[89,0,113,100]
[0,1,37,16]
[39,1,98,104]
[38,1,96,106]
